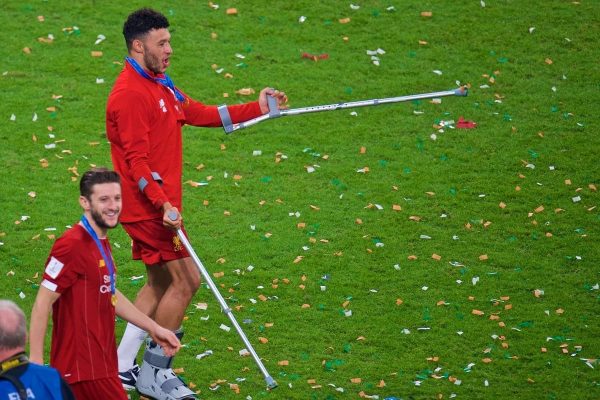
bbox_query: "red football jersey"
[106,62,262,223]
[41,223,118,384]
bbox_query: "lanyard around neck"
[125,56,185,102]
[80,215,116,299]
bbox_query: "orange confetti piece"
[23,47,32,54]
[392,204,402,211]
[431,253,441,261]
[216,258,226,264]
[278,360,289,366]
[482,358,493,363]
[91,51,103,57]
[360,146,366,154]
[212,271,224,278]
[534,205,545,213]
[339,17,351,24]
[258,337,268,344]
[226,8,238,15]
[479,254,488,261]
[350,378,362,384]
[396,298,403,306]
[472,309,485,316]
[301,303,311,309]
[258,294,268,301]
[407,255,417,260]
[355,218,363,224]
[377,380,386,388]
[421,11,433,17]
[409,215,421,222]
[293,256,304,264]
[220,143,226,150]
[544,58,553,65]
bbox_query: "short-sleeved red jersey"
[106,63,262,223]
[41,223,118,384]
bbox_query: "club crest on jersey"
[173,236,183,252]
[159,98,167,113]
[99,259,106,268]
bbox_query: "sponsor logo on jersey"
[99,274,112,294]
[159,98,167,113]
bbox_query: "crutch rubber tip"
[266,377,278,390]
[454,87,468,96]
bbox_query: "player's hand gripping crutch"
[168,212,278,390]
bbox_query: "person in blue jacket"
[0,300,74,400]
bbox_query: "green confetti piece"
[344,87,353,95]
[378,160,388,167]
[507,235,517,243]
[343,343,352,353]
[518,321,534,328]
[449,187,457,196]
[440,154,448,161]
[528,149,539,159]
[408,50,417,58]
[423,307,431,321]
[260,176,272,183]
[498,57,509,63]
[403,167,412,174]
[416,138,424,151]
[244,45,253,53]
[503,113,512,121]
[372,9,380,17]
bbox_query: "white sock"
[118,323,148,372]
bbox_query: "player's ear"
[79,195,91,211]
[132,38,144,54]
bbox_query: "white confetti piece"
[239,348,250,356]
[298,16,306,23]
[196,350,213,359]
[10,114,16,121]
[219,323,231,332]
[94,34,106,45]
[350,4,360,10]
[19,292,26,299]
[252,150,262,156]
[432,70,443,75]
[572,196,581,203]
[96,78,105,84]
[44,143,56,149]
[32,113,38,122]
[529,27,535,34]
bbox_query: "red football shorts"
[121,218,190,265]
[69,377,128,400]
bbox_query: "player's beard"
[90,208,119,230]
[143,50,164,75]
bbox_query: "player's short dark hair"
[80,168,121,199]
[123,8,170,50]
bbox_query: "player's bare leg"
[136,257,201,399]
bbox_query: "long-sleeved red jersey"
[106,63,261,222]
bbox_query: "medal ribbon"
[80,216,116,302]
[125,56,185,102]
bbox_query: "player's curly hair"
[123,8,170,50]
